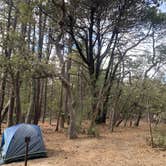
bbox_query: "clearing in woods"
[4,123,166,166]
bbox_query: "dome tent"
[0,123,47,164]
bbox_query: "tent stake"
[25,137,31,166]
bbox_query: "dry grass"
[4,122,166,166]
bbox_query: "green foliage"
[87,126,99,137]
[144,4,166,26]
[153,126,166,150]
[18,1,34,24]
[109,78,166,123]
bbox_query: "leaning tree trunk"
[1,100,10,123]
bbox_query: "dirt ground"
[5,122,166,166]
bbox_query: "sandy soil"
[5,123,166,166]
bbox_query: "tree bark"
[49,81,54,125]
[42,79,48,123]
[15,71,21,124]
[1,100,10,123]
[134,110,142,127]
[59,63,66,129]
[65,59,77,139]
[110,107,115,132]
[67,87,77,139]
[0,73,7,133]
[33,79,41,125]
[55,83,63,131]
[7,88,15,127]
[148,111,154,147]
[39,79,44,120]
[25,79,35,123]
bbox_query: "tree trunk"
[25,79,35,123]
[95,81,112,124]
[32,6,45,125]
[148,111,154,147]
[96,91,110,124]
[39,80,44,121]
[60,86,66,129]
[65,58,77,139]
[110,107,115,132]
[0,0,13,131]
[134,110,142,127]
[67,87,77,139]
[49,81,54,125]
[55,83,63,131]
[78,67,83,125]
[89,75,98,126]
[49,108,52,125]
[7,88,15,127]
[15,71,21,124]
[42,79,48,123]
[115,118,123,127]
[33,79,41,125]
[59,63,66,129]
[0,73,7,134]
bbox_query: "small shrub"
[147,127,166,150]
[153,128,166,150]
[87,126,99,137]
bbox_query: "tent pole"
[25,137,30,166]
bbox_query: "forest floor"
[5,122,166,166]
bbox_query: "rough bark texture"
[15,71,21,124]
[33,79,41,125]
[42,79,48,123]
[25,79,35,123]
[7,88,15,127]
[0,73,7,133]
[55,83,63,131]
[66,59,77,139]
[134,110,142,127]
[67,87,77,139]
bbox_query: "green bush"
[153,127,166,150]
[87,126,99,137]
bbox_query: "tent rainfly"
[0,123,47,165]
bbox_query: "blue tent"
[0,124,47,164]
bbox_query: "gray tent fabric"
[0,123,47,164]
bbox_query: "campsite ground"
[4,122,166,166]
